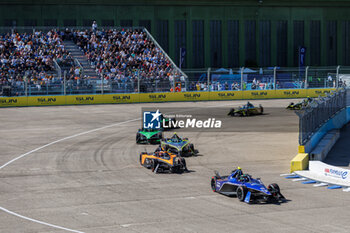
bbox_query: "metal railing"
[296,88,347,145]
[183,66,349,92]
[53,59,62,79]
[73,58,84,78]
[143,28,188,91]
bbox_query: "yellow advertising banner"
[27,96,65,106]
[101,93,139,104]
[275,89,307,99]
[242,90,276,99]
[178,92,209,101]
[139,93,169,102]
[0,88,339,107]
[0,96,27,107]
[66,95,102,105]
[209,91,243,101]
[306,88,336,97]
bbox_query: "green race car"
[136,128,163,144]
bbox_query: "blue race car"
[210,167,285,203]
[161,133,198,157]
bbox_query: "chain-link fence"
[181,66,349,93]
[296,88,347,145]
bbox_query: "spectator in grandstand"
[72,28,181,92]
[0,30,73,95]
[92,21,98,32]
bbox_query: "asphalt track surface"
[1,99,350,233]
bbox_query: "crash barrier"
[297,88,346,145]
[295,161,350,187]
[291,106,350,172]
[309,130,339,161]
[290,153,309,173]
[0,88,336,107]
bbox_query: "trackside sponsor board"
[0,97,27,107]
[139,93,168,102]
[180,92,208,101]
[309,161,350,184]
[306,88,335,98]
[242,90,276,99]
[275,89,307,98]
[0,88,339,107]
[102,94,138,103]
[209,91,242,100]
[27,96,65,106]
[66,95,100,105]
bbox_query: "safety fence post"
[305,66,309,89]
[207,67,211,92]
[240,67,244,90]
[63,71,67,95]
[273,66,277,90]
[336,65,340,88]
[138,70,140,93]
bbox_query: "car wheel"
[268,183,280,196]
[136,135,140,144]
[189,144,195,153]
[237,186,247,201]
[228,108,235,116]
[139,154,143,165]
[211,177,217,192]
[151,160,158,173]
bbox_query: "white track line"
[0,207,85,233]
[0,118,140,233]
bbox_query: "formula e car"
[286,97,313,110]
[139,150,187,173]
[136,128,163,144]
[286,102,303,110]
[160,133,199,157]
[228,102,264,117]
[210,168,285,203]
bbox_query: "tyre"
[237,186,247,201]
[151,159,158,173]
[268,183,280,196]
[136,134,140,144]
[211,177,217,192]
[189,144,195,153]
[139,154,143,165]
[228,108,235,116]
[179,158,187,171]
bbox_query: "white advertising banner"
[309,161,350,185]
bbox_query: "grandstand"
[0,27,186,96]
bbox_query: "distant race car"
[161,133,199,157]
[210,167,285,203]
[286,102,303,110]
[228,102,264,117]
[136,128,163,144]
[139,150,188,173]
[286,97,313,110]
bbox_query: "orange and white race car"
[139,150,188,173]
